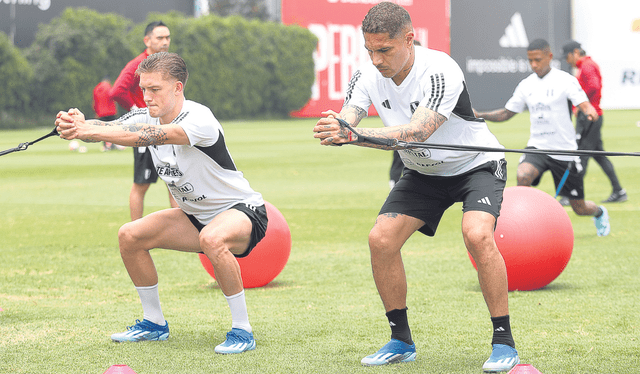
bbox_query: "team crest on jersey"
[532,102,551,112]
[531,102,552,125]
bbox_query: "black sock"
[595,206,603,218]
[386,308,413,345]
[491,315,515,348]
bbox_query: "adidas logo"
[495,327,505,332]
[499,12,528,48]
[389,321,396,327]
[382,99,391,109]
[495,357,517,365]
[410,101,420,114]
[478,197,492,206]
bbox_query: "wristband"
[336,118,364,143]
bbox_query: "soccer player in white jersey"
[55,52,266,354]
[313,2,519,372]
[475,39,611,237]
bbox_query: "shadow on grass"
[466,281,579,293]
[203,280,295,290]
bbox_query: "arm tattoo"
[121,124,169,147]
[137,126,169,147]
[87,119,119,127]
[409,108,446,141]
[84,119,167,145]
[352,107,446,150]
[82,120,118,142]
[340,104,367,126]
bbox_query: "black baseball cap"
[562,40,581,56]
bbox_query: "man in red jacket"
[563,41,627,203]
[93,76,119,151]
[111,21,178,220]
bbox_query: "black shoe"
[602,189,628,203]
[558,196,570,206]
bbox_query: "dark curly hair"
[362,2,412,39]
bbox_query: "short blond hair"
[136,52,188,86]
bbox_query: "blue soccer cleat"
[594,205,611,237]
[214,328,256,354]
[361,339,416,366]
[483,344,520,372]
[111,319,169,342]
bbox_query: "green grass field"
[1,110,639,373]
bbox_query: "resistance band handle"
[336,118,398,147]
[0,127,59,157]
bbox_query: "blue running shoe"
[214,328,256,354]
[483,344,519,372]
[111,319,169,342]
[594,205,611,237]
[361,339,416,366]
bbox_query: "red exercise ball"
[199,201,291,288]
[469,186,574,291]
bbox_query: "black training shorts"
[186,203,268,258]
[380,160,507,237]
[133,147,159,184]
[519,149,584,200]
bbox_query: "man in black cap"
[562,40,627,203]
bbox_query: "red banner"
[283,0,450,117]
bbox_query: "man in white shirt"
[313,2,519,372]
[56,52,266,354]
[475,39,610,237]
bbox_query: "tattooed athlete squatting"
[313,2,519,372]
[56,52,267,354]
[110,21,178,221]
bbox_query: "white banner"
[573,0,640,109]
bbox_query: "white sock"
[135,284,166,326]
[225,290,252,333]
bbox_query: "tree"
[0,31,33,112]
[16,8,316,121]
[174,14,316,119]
[24,8,135,115]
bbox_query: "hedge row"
[0,8,317,128]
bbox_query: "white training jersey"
[505,67,589,161]
[344,46,504,176]
[118,100,264,224]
